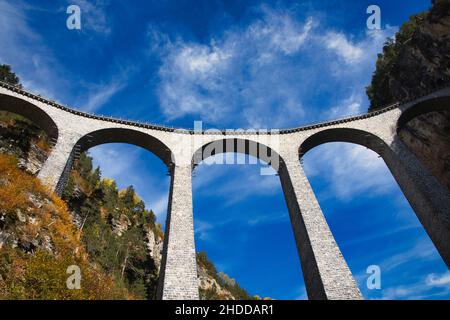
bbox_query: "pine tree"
[0,64,21,87]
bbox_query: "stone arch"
[299,126,450,268]
[397,95,450,132]
[75,127,174,167]
[0,93,59,142]
[396,95,450,191]
[192,138,284,171]
[299,128,389,158]
[64,127,174,300]
[52,127,174,195]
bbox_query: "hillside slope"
[0,153,132,299]
[366,0,450,189]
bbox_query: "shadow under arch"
[397,95,450,133]
[299,128,390,158]
[396,95,450,192]
[0,93,59,142]
[192,138,284,172]
[75,127,174,167]
[54,127,174,195]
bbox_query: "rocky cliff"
[0,111,50,175]
[0,153,132,299]
[367,0,450,190]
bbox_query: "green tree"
[0,64,21,87]
[197,251,255,300]
[366,12,428,110]
[61,152,161,299]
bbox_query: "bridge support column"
[38,131,79,195]
[386,138,450,267]
[279,158,362,300]
[157,164,199,300]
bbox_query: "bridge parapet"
[1,80,449,135]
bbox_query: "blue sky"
[1,0,449,299]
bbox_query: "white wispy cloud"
[380,271,450,300]
[149,7,396,129]
[352,236,448,300]
[343,223,420,248]
[0,1,125,112]
[194,220,214,241]
[303,143,395,201]
[0,0,67,98]
[325,93,364,119]
[247,7,314,56]
[193,155,281,206]
[81,78,126,112]
[379,239,439,272]
[324,32,364,64]
[150,8,317,127]
[425,272,450,287]
[194,210,287,243]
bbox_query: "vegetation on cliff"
[366,0,450,190]
[367,0,450,110]
[0,153,131,299]
[0,65,21,88]
[0,111,51,173]
[366,12,427,109]
[197,251,256,300]
[62,153,162,299]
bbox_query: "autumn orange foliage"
[0,154,133,300]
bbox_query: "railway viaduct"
[0,81,449,300]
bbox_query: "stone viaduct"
[0,81,449,300]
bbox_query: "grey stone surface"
[157,164,199,300]
[0,81,449,300]
[279,156,362,299]
[388,138,450,267]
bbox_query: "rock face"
[0,115,50,176]
[111,214,132,237]
[197,266,235,300]
[0,164,57,255]
[23,143,47,175]
[146,227,163,272]
[399,110,450,190]
[368,1,450,190]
